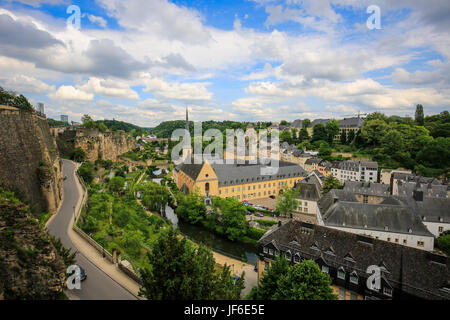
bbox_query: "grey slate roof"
[310,119,330,127]
[393,173,442,185]
[344,181,391,196]
[258,220,450,300]
[291,119,303,128]
[338,117,364,128]
[394,196,450,224]
[305,157,323,165]
[175,163,203,180]
[295,182,321,201]
[396,181,448,198]
[212,161,308,187]
[318,190,433,237]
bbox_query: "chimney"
[413,190,424,202]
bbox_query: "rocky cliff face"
[0,200,66,299]
[70,128,136,162]
[0,107,63,214]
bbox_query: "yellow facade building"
[173,160,308,201]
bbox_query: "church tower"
[182,105,192,163]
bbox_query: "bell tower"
[182,105,192,163]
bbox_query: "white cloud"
[49,85,94,101]
[80,77,139,99]
[142,74,213,102]
[1,74,55,94]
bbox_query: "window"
[337,268,346,280]
[383,287,392,297]
[387,237,391,242]
[395,238,399,243]
[231,188,234,193]
[263,247,268,254]
[417,241,424,247]
[439,226,444,233]
[403,239,407,245]
[294,254,301,263]
[285,251,291,260]
[350,272,358,284]
[268,248,274,255]
[321,265,329,273]
[363,195,368,204]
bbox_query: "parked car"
[254,212,264,217]
[246,211,252,215]
[78,265,87,281]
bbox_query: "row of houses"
[256,172,450,300]
[293,172,450,251]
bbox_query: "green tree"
[139,228,244,300]
[415,104,424,126]
[273,260,337,300]
[71,148,86,162]
[347,129,356,144]
[381,129,404,155]
[77,162,95,185]
[318,141,332,157]
[340,130,347,145]
[302,119,311,129]
[436,233,450,256]
[13,94,33,111]
[416,137,450,169]
[298,128,309,141]
[249,256,336,300]
[137,181,170,213]
[361,120,389,146]
[325,120,340,144]
[81,114,97,129]
[249,255,290,300]
[213,197,247,241]
[311,124,328,142]
[275,187,299,217]
[109,176,125,194]
[175,191,207,224]
[98,122,108,132]
[322,175,343,193]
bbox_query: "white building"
[380,168,412,185]
[331,160,378,183]
[317,189,435,251]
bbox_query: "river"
[162,205,257,266]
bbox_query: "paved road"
[47,159,137,300]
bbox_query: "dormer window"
[383,287,393,297]
[337,267,346,280]
[285,250,291,260]
[384,226,389,231]
[294,253,301,263]
[321,265,329,274]
[263,247,269,254]
[350,271,358,284]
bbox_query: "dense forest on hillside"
[150,120,272,138]
[282,109,450,179]
[96,119,152,133]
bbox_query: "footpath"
[65,162,142,299]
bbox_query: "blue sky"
[0,0,449,126]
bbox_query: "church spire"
[185,104,189,132]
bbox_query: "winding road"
[47,159,137,300]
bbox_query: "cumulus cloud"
[79,77,139,99]
[0,74,55,94]
[142,75,213,102]
[49,85,94,101]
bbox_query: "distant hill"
[96,119,151,133]
[150,120,249,138]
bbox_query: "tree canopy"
[139,228,245,300]
[249,256,337,300]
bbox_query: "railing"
[72,162,142,283]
